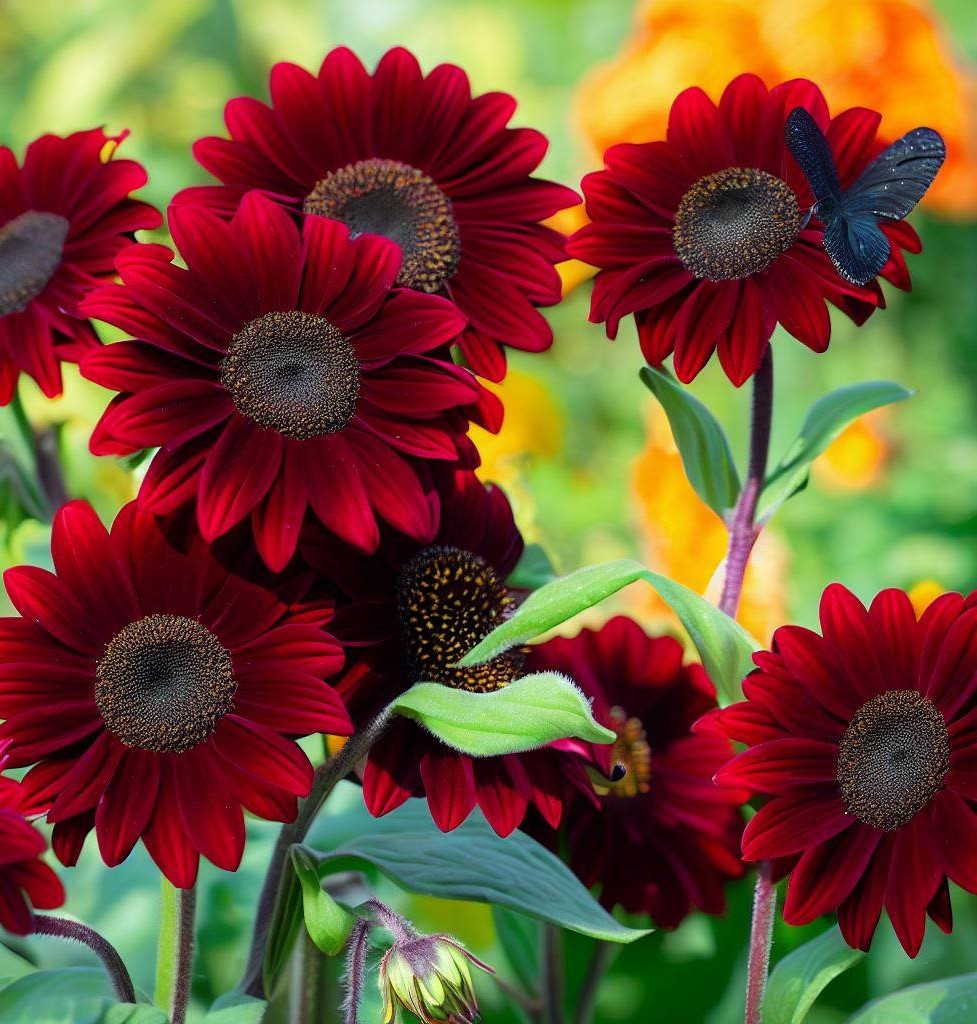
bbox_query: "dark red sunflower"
[524,617,745,928]
[568,75,922,386]
[303,471,582,836]
[0,776,64,934]
[0,128,160,402]
[0,500,351,888]
[174,46,578,381]
[709,584,977,956]
[82,192,496,572]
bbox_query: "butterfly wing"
[784,107,843,215]
[842,128,946,222]
[822,216,893,286]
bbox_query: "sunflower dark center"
[672,167,801,281]
[304,158,461,293]
[396,545,523,693]
[607,707,652,798]
[837,690,949,831]
[95,614,235,754]
[0,211,69,317]
[221,311,360,440]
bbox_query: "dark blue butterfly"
[784,107,945,286]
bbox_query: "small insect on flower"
[379,933,493,1024]
[784,107,946,285]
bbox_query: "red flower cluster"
[710,585,977,955]
[0,53,936,948]
[0,777,64,934]
[570,75,921,385]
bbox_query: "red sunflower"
[0,128,160,402]
[0,776,64,935]
[303,471,583,836]
[82,192,494,572]
[709,584,977,955]
[0,501,351,888]
[524,617,745,928]
[568,75,922,386]
[174,46,578,381]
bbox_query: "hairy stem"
[341,919,373,1024]
[574,940,615,1024]
[540,924,565,1024]
[745,862,777,1024]
[169,886,197,1024]
[31,914,136,1004]
[719,346,774,617]
[242,713,390,997]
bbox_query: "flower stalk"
[717,345,776,1023]
[31,913,136,1004]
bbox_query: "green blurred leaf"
[290,846,355,957]
[303,800,649,944]
[262,868,303,998]
[492,907,540,994]
[847,972,977,1022]
[458,559,759,705]
[389,672,614,756]
[760,381,913,518]
[0,401,49,545]
[205,991,269,1023]
[640,365,741,517]
[507,543,558,590]
[0,967,114,1023]
[762,925,864,1024]
[101,1006,168,1023]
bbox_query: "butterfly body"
[784,107,945,286]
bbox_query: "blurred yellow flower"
[813,410,891,491]
[472,368,563,491]
[908,578,946,615]
[577,0,977,216]
[546,204,595,295]
[630,406,789,646]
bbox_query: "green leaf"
[762,926,864,1024]
[847,972,977,1022]
[262,867,303,997]
[458,559,759,705]
[205,992,269,1023]
[640,365,741,517]
[389,672,615,756]
[507,543,558,590]
[304,800,649,944]
[291,846,356,956]
[0,967,114,1024]
[760,381,913,517]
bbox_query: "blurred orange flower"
[813,410,892,491]
[630,405,789,646]
[577,0,977,217]
[908,579,947,615]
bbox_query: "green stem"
[154,878,177,1009]
[155,880,196,1024]
[540,924,565,1024]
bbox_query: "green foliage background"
[1,1,976,1021]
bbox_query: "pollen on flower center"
[0,211,70,317]
[837,690,949,832]
[304,158,461,293]
[95,614,236,754]
[396,545,524,693]
[672,167,801,281]
[607,707,652,798]
[221,310,360,441]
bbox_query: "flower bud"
[379,933,492,1024]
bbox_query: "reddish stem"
[745,862,777,1024]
